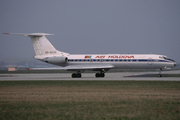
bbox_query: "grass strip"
[0,81,180,120]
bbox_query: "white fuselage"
[39,54,176,70]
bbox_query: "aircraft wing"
[26,64,114,71]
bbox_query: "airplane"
[4,33,178,77]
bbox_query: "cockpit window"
[163,56,175,62]
[159,56,175,62]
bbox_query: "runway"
[0,70,180,81]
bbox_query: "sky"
[0,0,180,63]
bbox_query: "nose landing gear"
[157,69,162,77]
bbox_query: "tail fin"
[3,33,69,56]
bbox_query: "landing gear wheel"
[95,73,105,77]
[72,73,77,78]
[158,69,162,77]
[157,74,162,77]
[100,73,105,77]
[76,73,82,78]
[95,73,100,77]
[71,73,82,78]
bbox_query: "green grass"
[0,81,180,120]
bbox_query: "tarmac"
[0,70,180,81]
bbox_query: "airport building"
[8,66,17,71]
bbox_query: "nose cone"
[174,62,178,66]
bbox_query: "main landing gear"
[71,72,105,78]
[95,73,105,77]
[71,73,82,78]
[71,69,107,78]
[95,69,106,78]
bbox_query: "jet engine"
[44,56,68,65]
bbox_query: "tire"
[72,73,77,78]
[157,74,162,77]
[95,73,100,77]
[76,73,82,78]
[100,73,105,77]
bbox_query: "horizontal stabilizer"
[3,33,54,37]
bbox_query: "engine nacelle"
[44,56,68,65]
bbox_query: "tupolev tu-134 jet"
[4,33,178,78]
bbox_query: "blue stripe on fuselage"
[68,59,171,63]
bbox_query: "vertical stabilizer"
[3,33,69,56]
[30,36,57,55]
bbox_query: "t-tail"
[3,33,69,66]
[3,33,69,56]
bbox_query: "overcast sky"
[0,0,180,63]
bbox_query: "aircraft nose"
[174,62,178,66]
